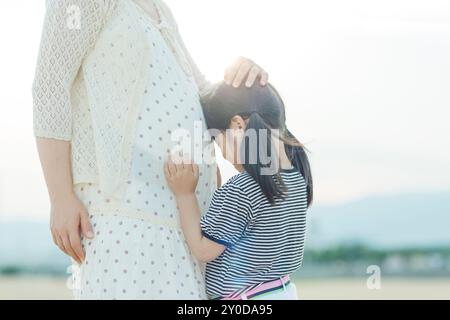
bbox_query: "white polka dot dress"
[71,3,217,300]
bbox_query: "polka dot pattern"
[71,215,206,300]
[71,5,217,300]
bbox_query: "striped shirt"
[200,168,308,298]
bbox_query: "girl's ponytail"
[241,112,287,205]
[282,129,313,207]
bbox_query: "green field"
[0,276,449,300]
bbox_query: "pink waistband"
[221,276,291,300]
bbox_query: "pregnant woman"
[32,0,269,299]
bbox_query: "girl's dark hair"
[201,81,313,206]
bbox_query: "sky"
[0,0,449,221]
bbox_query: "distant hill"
[1,192,449,273]
[307,191,450,249]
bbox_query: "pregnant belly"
[123,94,214,219]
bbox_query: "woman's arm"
[32,0,108,263]
[164,159,226,263]
[32,0,108,140]
[36,138,94,264]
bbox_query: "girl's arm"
[164,159,225,263]
[176,194,225,262]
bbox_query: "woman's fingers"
[69,230,85,263]
[245,65,262,87]
[56,231,70,257]
[224,58,245,85]
[52,230,67,255]
[50,228,58,247]
[61,231,81,264]
[231,60,253,88]
[259,70,269,86]
[224,57,269,88]
[80,210,94,240]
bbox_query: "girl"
[164,81,313,300]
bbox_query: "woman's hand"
[164,157,199,197]
[36,138,94,265]
[50,192,94,265]
[224,56,269,88]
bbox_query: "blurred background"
[0,0,449,299]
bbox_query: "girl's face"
[216,115,247,167]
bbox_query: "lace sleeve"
[32,0,110,141]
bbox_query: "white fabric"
[70,4,216,299]
[250,283,299,300]
[32,0,212,200]
[71,214,207,300]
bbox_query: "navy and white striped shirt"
[200,168,308,298]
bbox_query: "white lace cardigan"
[32,0,211,199]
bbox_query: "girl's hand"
[164,157,226,262]
[224,56,269,88]
[164,157,199,196]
